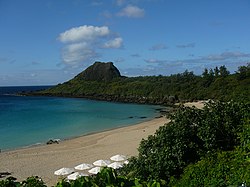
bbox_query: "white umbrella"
[74,163,93,170]
[88,167,101,174]
[107,162,123,169]
[110,154,127,162]
[54,167,74,176]
[67,172,88,180]
[93,159,110,166]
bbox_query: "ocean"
[0,86,162,151]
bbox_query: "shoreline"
[0,117,169,186]
[0,101,204,186]
[1,115,163,153]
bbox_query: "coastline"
[1,113,163,153]
[0,101,204,186]
[0,117,169,186]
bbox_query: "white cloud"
[58,25,123,67]
[62,42,98,66]
[66,42,88,52]
[117,5,145,18]
[138,51,250,76]
[58,25,110,43]
[103,37,123,48]
[144,58,168,64]
[202,51,250,61]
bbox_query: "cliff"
[75,61,121,81]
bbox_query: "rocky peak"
[76,62,121,81]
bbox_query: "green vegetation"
[0,176,46,187]
[34,64,250,104]
[172,149,250,187]
[120,101,250,186]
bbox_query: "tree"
[236,64,250,80]
[202,68,214,87]
[219,65,230,77]
[209,68,214,77]
[214,66,219,77]
[202,68,209,77]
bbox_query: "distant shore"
[179,100,207,109]
[0,101,204,186]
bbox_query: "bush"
[173,150,250,187]
[121,101,250,184]
[0,176,46,187]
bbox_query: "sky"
[0,0,250,86]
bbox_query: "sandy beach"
[175,100,207,109]
[0,117,169,186]
[0,101,204,186]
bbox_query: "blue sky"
[0,0,250,86]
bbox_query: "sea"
[0,86,162,151]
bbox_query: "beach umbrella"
[110,154,127,162]
[54,167,74,176]
[107,162,123,169]
[93,159,110,166]
[88,167,101,174]
[74,163,93,170]
[67,172,88,180]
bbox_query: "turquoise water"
[0,86,161,151]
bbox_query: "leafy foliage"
[0,176,46,187]
[171,117,250,187]
[172,149,250,187]
[31,64,250,104]
[121,101,250,185]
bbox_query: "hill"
[76,61,121,81]
[31,62,250,105]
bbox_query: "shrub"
[0,176,46,187]
[173,150,250,187]
[121,101,250,184]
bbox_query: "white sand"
[176,100,207,109]
[0,117,168,186]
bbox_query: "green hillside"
[33,62,250,104]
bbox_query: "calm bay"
[0,86,161,151]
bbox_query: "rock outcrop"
[76,61,121,81]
